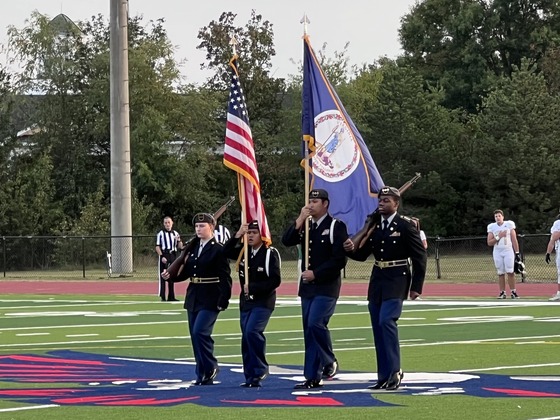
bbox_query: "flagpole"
[229,35,250,297]
[238,174,250,298]
[301,14,311,269]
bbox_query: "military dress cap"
[309,189,329,200]
[247,220,260,231]
[378,186,401,198]
[192,212,216,226]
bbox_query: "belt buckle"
[378,261,387,269]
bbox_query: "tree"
[6,12,196,233]
[1,151,64,235]
[0,66,15,229]
[469,63,560,232]
[197,10,285,137]
[399,0,560,112]
[343,60,470,235]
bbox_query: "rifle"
[166,196,236,281]
[350,173,421,252]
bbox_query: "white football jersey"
[551,220,560,251]
[487,220,516,248]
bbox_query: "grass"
[2,253,558,283]
[1,294,560,419]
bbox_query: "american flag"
[223,55,271,245]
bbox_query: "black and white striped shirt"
[156,229,180,253]
[214,225,231,244]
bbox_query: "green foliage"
[1,151,65,235]
[3,6,560,242]
[470,63,560,231]
[399,0,560,111]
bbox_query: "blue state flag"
[302,35,384,235]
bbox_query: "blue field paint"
[0,351,558,408]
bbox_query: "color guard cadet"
[345,186,427,391]
[282,189,349,389]
[224,220,281,388]
[162,212,232,385]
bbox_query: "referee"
[156,216,183,301]
[214,224,231,244]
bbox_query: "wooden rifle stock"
[212,196,236,220]
[350,173,421,251]
[166,196,236,281]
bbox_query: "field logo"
[0,351,559,408]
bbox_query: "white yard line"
[0,404,59,413]
[452,362,560,373]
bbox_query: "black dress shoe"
[160,297,166,302]
[367,379,388,390]
[293,379,323,389]
[322,360,339,379]
[193,367,219,385]
[204,367,219,382]
[256,371,269,381]
[167,298,179,302]
[240,381,262,388]
[385,370,403,390]
[192,379,214,385]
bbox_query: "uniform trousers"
[301,295,337,381]
[368,298,404,382]
[240,306,273,382]
[187,309,219,381]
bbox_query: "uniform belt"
[190,277,220,284]
[374,259,409,269]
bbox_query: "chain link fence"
[0,233,556,283]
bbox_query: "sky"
[0,0,419,85]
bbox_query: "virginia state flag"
[302,35,384,235]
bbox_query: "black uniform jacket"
[282,214,348,299]
[182,237,232,312]
[223,237,281,311]
[349,213,427,304]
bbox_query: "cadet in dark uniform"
[162,213,232,385]
[345,186,427,391]
[282,189,349,389]
[224,220,281,388]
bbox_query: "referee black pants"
[158,252,177,300]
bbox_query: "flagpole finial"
[229,35,239,56]
[300,14,310,36]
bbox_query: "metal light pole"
[109,0,133,273]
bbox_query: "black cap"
[192,213,216,226]
[378,186,400,198]
[309,189,329,200]
[247,220,260,231]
